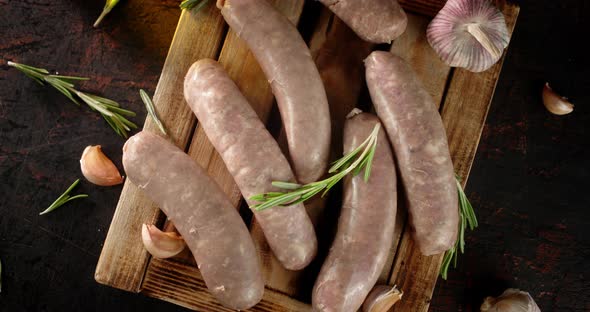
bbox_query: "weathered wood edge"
[389,3,520,311]
[142,258,311,312]
[94,3,227,292]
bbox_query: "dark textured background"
[0,0,588,311]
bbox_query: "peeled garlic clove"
[80,145,124,186]
[481,288,541,312]
[543,83,574,115]
[141,224,186,259]
[362,285,403,312]
[427,0,510,72]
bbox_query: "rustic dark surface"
[0,0,588,311]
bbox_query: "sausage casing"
[184,59,317,270]
[365,51,458,255]
[312,112,397,312]
[319,0,408,43]
[218,0,331,184]
[123,131,264,310]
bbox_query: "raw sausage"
[365,51,458,255]
[312,111,397,312]
[122,131,264,310]
[184,59,317,270]
[319,0,408,43]
[218,0,331,184]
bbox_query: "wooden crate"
[95,1,520,311]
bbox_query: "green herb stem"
[8,61,137,138]
[180,0,211,11]
[250,124,380,211]
[94,0,120,27]
[40,179,89,215]
[140,89,167,135]
[440,176,478,280]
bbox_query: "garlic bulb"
[542,83,574,115]
[141,224,186,259]
[481,289,541,312]
[427,0,509,72]
[80,145,124,186]
[362,285,403,312]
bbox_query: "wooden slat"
[398,0,446,17]
[391,13,451,108]
[389,3,520,311]
[142,258,311,312]
[94,3,226,292]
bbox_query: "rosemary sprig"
[440,176,478,280]
[180,0,211,11]
[94,0,120,27]
[140,89,167,135]
[40,179,89,216]
[8,61,137,138]
[250,124,381,211]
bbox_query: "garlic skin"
[481,289,541,312]
[427,0,509,72]
[542,83,574,115]
[362,285,403,312]
[80,145,124,186]
[141,224,186,259]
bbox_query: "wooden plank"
[142,258,311,312]
[94,3,226,292]
[391,13,451,108]
[398,0,446,17]
[442,2,520,182]
[389,3,520,311]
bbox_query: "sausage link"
[122,131,264,310]
[319,0,408,43]
[218,0,331,184]
[312,111,397,312]
[184,59,317,270]
[365,51,459,255]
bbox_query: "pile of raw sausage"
[122,0,458,310]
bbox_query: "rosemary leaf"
[250,124,381,211]
[40,179,88,215]
[271,181,302,190]
[439,177,478,280]
[9,61,136,137]
[140,89,167,135]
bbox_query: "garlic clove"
[141,224,186,259]
[543,83,574,115]
[80,145,124,186]
[362,285,403,312]
[481,288,541,312]
[427,0,510,72]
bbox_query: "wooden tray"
[95,1,519,311]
